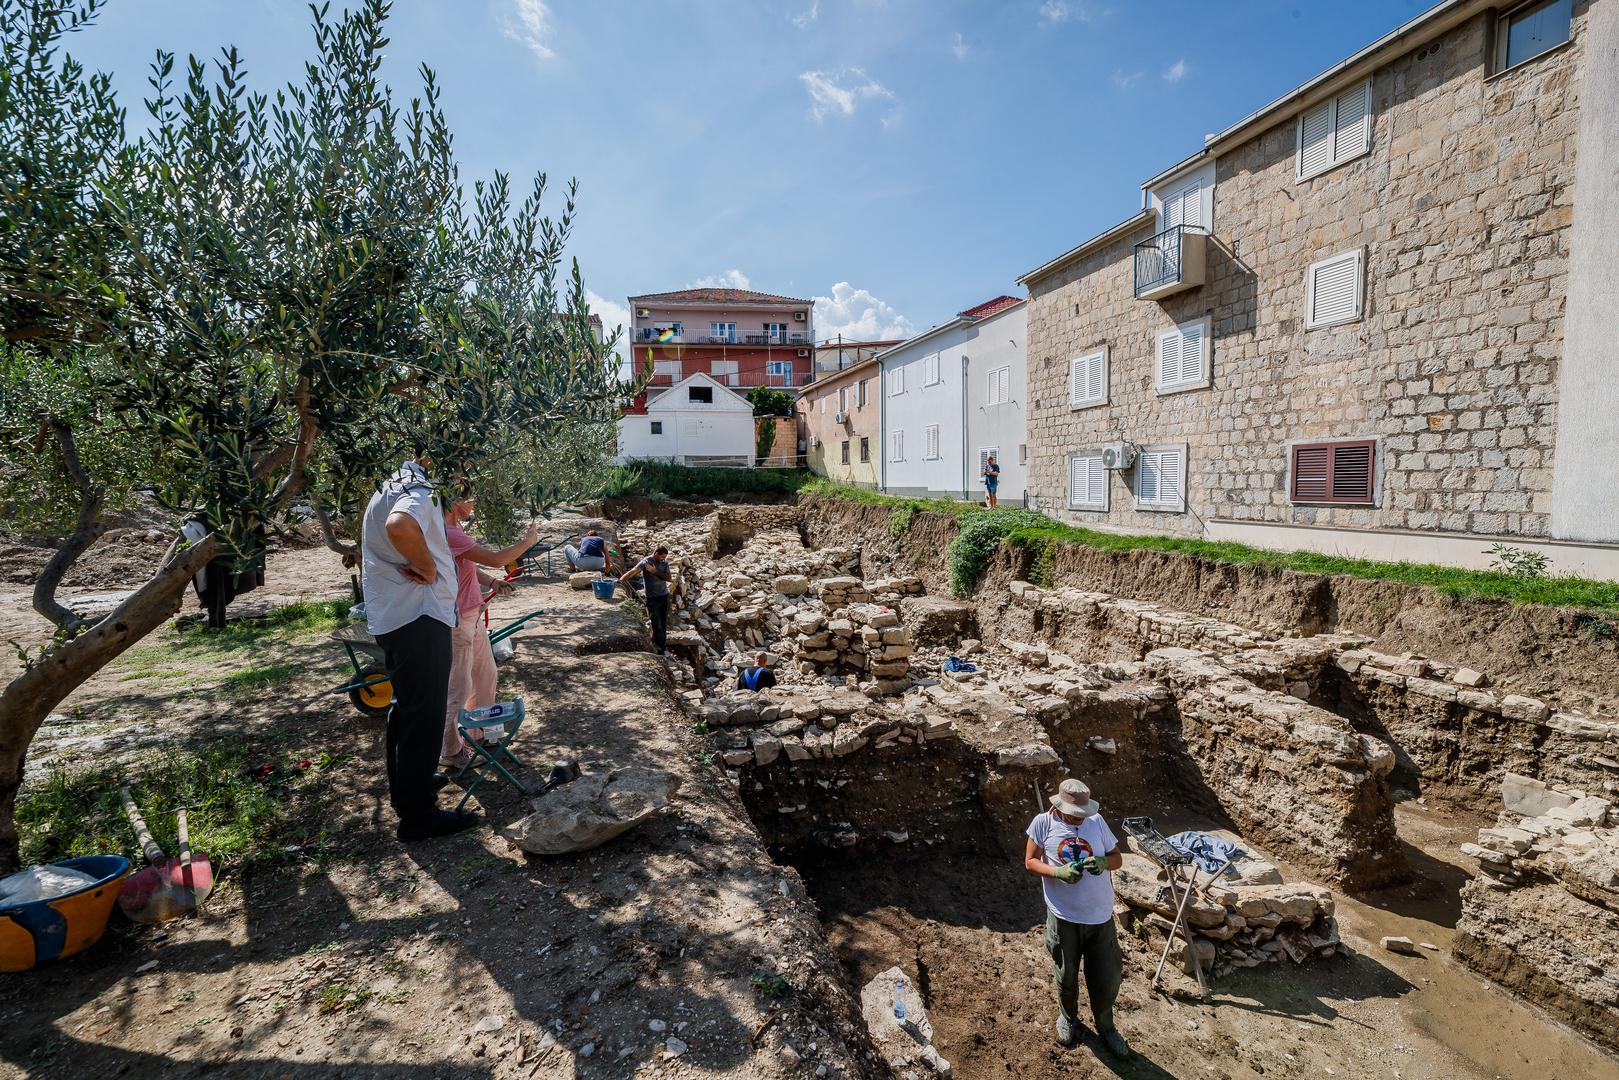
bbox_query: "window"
[1306,250,1365,329]
[1290,439,1376,505]
[688,385,713,403]
[764,322,787,343]
[890,430,905,461]
[767,359,793,382]
[838,386,848,413]
[858,379,868,407]
[978,447,999,478]
[1134,444,1187,512]
[1156,317,1210,393]
[986,365,1012,406]
[1068,453,1108,511]
[1497,0,1572,71]
[653,359,682,379]
[1160,177,1204,231]
[819,395,825,413]
[711,359,739,378]
[924,353,940,386]
[650,421,663,435]
[841,440,850,465]
[889,366,905,396]
[924,424,941,460]
[1018,444,1027,465]
[1296,79,1373,180]
[1069,349,1107,408]
[709,321,737,343]
[860,437,870,462]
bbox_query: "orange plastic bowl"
[0,855,131,973]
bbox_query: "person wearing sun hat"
[1024,777,1130,1057]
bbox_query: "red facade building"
[627,288,815,404]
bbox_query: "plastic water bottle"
[893,978,907,1023]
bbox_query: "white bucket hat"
[1050,778,1100,819]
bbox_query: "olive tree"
[0,0,633,870]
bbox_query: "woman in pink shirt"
[439,496,538,769]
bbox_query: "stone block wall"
[1024,5,1588,540]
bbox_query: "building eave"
[874,317,974,363]
[1016,209,1156,286]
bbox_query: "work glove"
[1083,856,1108,876]
[1052,862,1082,885]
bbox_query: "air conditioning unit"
[1100,442,1137,470]
[834,411,847,424]
[796,348,810,358]
[808,435,819,448]
[793,311,807,322]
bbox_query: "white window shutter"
[1070,358,1085,405]
[1160,450,1183,508]
[1308,251,1363,326]
[992,369,1002,404]
[1333,81,1372,161]
[1069,455,1084,506]
[1137,452,1161,502]
[1178,321,1205,385]
[1087,354,1103,401]
[1156,332,1180,388]
[1298,99,1333,178]
[1163,179,1202,231]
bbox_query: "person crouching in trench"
[1023,778,1131,1057]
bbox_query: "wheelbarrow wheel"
[349,666,393,717]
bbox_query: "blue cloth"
[1167,831,1244,876]
[578,535,606,558]
[942,656,977,673]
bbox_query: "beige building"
[1020,0,1619,576]
[798,357,880,487]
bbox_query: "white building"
[615,372,756,467]
[879,296,1028,501]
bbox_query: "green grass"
[602,461,814,500]
[171,599,351,652]
[15,738,335,869]
[218,661,306,696]
[799,483,1619,612]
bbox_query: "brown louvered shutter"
[1291,440,1375,504]
[1330,441,1375,503]
[1291,445,1331,501]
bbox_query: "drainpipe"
[879,359,887,493]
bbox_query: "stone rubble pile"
[1113,850,1344,976]
[703,689,958,769]
[1007,579,1275,655]
[1454,772,1619,1053]
[1461,772,1616,891]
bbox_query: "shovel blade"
[117,859,205,924]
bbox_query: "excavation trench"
[601,497,1619,1078]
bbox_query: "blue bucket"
[591,579,617,601]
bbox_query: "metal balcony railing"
[633,328,809,345]
[1133,224,1206,299]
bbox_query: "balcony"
[633,328,809,346]
[1133,224,1207,300]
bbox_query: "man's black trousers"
[377,614,452,824]
[646,594,669,651]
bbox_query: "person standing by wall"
[360,460,476,841]
[982,453,1001,509]
[438,494,537,768]
[1023,778,1130,1057]
[619,545,672,654]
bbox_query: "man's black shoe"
[397,810,479,842]
[431,772,451,791]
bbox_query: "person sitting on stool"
[736,651,777,692]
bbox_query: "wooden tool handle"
[119,787,166,867]
[176,808,192,871]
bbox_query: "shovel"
[116,789,211,924]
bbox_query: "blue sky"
[66,0,1434,348]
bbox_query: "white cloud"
[1111,69,1144,91]
[689,269,753,290]
[790,0,819,28]
[1039,1,1091,24]
[586,289,631,361]
[812,283,916,342]
[1163,58,1188,83]
[799,67,898,124]
[502,0,555,61]
[951,32,970,60]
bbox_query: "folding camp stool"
[452,699,529,811]
[1121,815,1214,996]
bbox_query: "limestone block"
[832,727,869,756]
[994,743,1061,768]
[860,967,951,1077]
[1478,827,1534,853]
[1453,667,1488,688]
[773,574,811,596]
[721,749,754,767]
[568,571,595,590]
[870,662,911,679]
[1500,694,1551,723]
[1502,772,1577,817]
[503,767,678,854]
[880,627,910,645]
[752,734,781,767]
[782,737,811,762]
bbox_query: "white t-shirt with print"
[1027,810,1119,925]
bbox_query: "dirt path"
[0,563,881,1078]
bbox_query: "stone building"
[1019,0,1619,576]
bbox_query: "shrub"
[1486,543,1551,579]
[947,508,1051,596]
[601,461,812,500]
